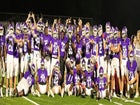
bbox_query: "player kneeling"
[49,61,63,97]
[81,60,94,98]
[96,67,111,101]
[13,63,35,97]
[126,51,139,98]
[36,58,49,97]
[64,57,75,96]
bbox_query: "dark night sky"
[0,0,139,35]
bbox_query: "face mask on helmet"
[105,22,111,34]
[9,28,14,35]
[99,67,104,77]
[122,27,127,39]
[98,25,103,37]
[41,61,45,69]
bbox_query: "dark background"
[0,0,139,36]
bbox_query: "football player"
[126,51,139,98]
[110,27,121,97]
[96,67,111,101]
[97,24,105,77]
[13,59,35,97]
[36,58,49,97]
[120,26,130,97]
[5,24,15,97]
[0,24,6,97]
[49,61,63,97]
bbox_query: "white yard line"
[113,102,123,105]
[22,96,40,105]
[115,97,140,105]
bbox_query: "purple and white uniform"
[91,36,97,56]
[60,36,68,57]
[37,68,48,84]
[127,60,137,81]
[51,38,60,74]
[42,34,52,75]
[121,38,130,76]
[17,69,35,95]
[52,70,61,86]
[66,73,74,85]
[33,30,41,70]
[43,34,52,56]
[75,41,82,64]
[21,33,31,73]
[96,36,105,76]
[6,35,15,78]
[13,33,22,76]
[110,37,121,77]
[84,70,93,88]
[96,76,107,98]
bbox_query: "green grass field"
[1,93,140,105]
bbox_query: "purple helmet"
[68,25,73,33]
[106,22,111,33]
[99,66,104,75]
[0,24,3,29]
[16,23,21,30]
[81,58,86,66]
[122,26,127,38]
[105,22,111,28]
[93,25,97,31]
[41,58,45,65]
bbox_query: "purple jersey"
[85,70,93,88]
[111,38,121,58]
[121,38,130,58]
[24,69,35,87]
[13,34,22,58]
[96,36,104,56]
[43,34,52,55]
[52,38,59,58]
[96,77,107,91]
[60,36,67,57]
[66,73,74,85]
[73,68,81,85]
[6,35,15,55]
[22,34,31,54]
[34,30,41,51]
[52,70,61,86]
[127,60,137,81]
[91,36,97,56]
[37,68,48,84]
[85,38,91,58]
[0,36,5,56]
[76,42,82,61]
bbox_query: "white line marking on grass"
[115,97,140,104]
[113,102,123,105]
[98,103,104,105]
[22,96,40,105]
